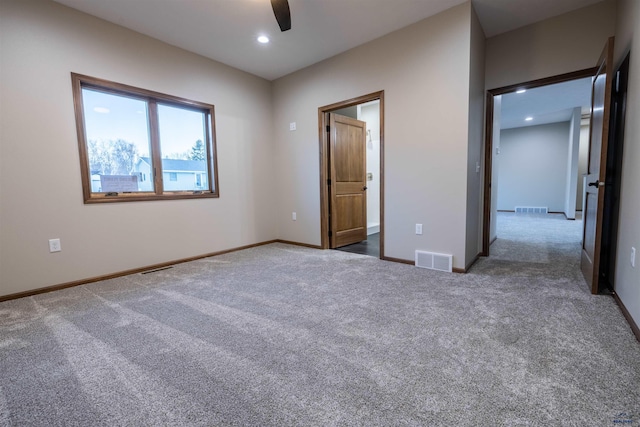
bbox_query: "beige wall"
[466,5,486,266]
[485,0,616,90]
[613,0,640,328]
[0,0,276,296]
[497,122,571,212]
[576,124,590,210]
[272,3,475,269]
[358,102,381,232]
[490,96,502,242]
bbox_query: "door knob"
[363,186,368,191]
[588,180,599,187]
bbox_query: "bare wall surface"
[272,3,473,268]
[497,123,571,213]
[564,108,581,219]
[358,102,381,231]
[490,96,502,242]
[0,0,276,296]
[576,124,590,209]
[466,4,486,265]
[485,0,616,90]
[613,0,640,329]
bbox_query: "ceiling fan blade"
[270,0,291,32]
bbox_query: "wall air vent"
[415,250,453,273]
[514,206,548,214]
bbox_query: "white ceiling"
[52,0,605,81]
[500,78,593,130]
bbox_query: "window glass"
[158,104,208,192]
[82,88,153,193]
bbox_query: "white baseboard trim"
[367,224,380,235]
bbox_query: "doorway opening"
[318,91,384,258]
[484,38,621,295]
[482,68,596,276]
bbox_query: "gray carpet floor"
[0,213,638,426]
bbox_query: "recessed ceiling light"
[93,107,110,113]
[525,117,533,121]
[257,35,269,44]
[516,89,527,94]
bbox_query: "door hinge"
[328,230,332,237]
[326,125,330,132]
[327,179,331,185]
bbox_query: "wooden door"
[329,113,367,248]
[581,37,614,294]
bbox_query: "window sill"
[83,191,219,204]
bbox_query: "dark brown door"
[581,37,614,294]
[329,113,367,248]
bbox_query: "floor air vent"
[515,206,548,214]
[415,251,453,273]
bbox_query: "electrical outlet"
[289,122,296,131]
[49,238,61,253]
[292,212,297,221]
[631,247,636,268]
[415,224,423,235]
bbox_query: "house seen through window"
[72,73,218,203]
